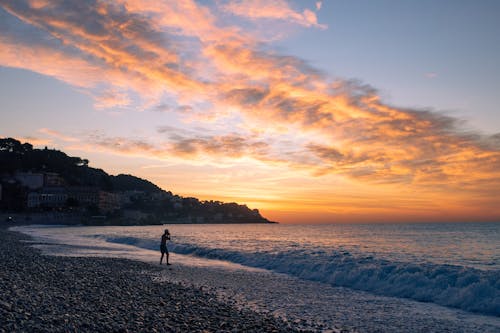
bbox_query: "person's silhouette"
[160,229,171,265]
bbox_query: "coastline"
[0,212,277,226]
[4,223,500,333]
[0,227,296,332]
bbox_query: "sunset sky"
[1,0,499,223]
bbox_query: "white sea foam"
[102,235,500,316]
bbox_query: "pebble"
[0,227,302,332]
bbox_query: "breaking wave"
[104,236,500,316]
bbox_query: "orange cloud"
[168,134,270,160]
[93,89,132,109]
[1,0,209,108]
[0,34,103,89]
[38,128,80,142]
[116,0,228,41]
[15,136,52,146]
[220,0,326,29]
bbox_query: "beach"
[3,223,500,333]
[0,227,299,332]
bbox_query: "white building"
[28,187,69,208]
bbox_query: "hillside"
[0,138,274,224]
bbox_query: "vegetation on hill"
[110,174,161,193]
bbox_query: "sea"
[12,222,500,332]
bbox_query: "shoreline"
[5,224,500,333]
[0,212,277,226]
[0,227,298,332]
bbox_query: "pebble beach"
[4,224,500,333]
[0,227,299,332]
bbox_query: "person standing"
[160,229,171,265]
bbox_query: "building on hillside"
[44,172,66,187]
[99,191,121,213]
[28,187,68,209]
[27,192,40,208]
[28,187,117,211]
[14,172,44,190]
[67,187,99,207]
[118,190,147,206]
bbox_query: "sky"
[1,0,499,223]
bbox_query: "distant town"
[0,138,274,225]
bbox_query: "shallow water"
[12,222,500,331]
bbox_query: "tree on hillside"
[0,138,33,153]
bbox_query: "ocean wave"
[104,236,500,316]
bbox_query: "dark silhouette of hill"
[111,174,161,193]
[0,138,273,224]
[0,138,161,192]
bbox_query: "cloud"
[219,0,326,29]
[67,130,273,169]
[16,136,52,146]
[77,133,169,160]
[204,43,324,82]
[0,25,105,90]
[116,0,239,42]
[1,0,500,199]
[94,89,132,109]
[158,126,272,161]
[0,1,207,108]
[169,134,270,159]
[38,128,79,142]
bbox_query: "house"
[44,172,66,187]
[118,190,147,206]
[99,191,121,213]
[67,187,99,207]
[30,187,68,208]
